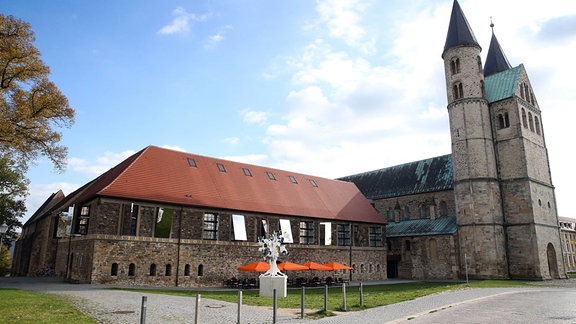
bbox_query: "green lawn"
[0,289,96,324]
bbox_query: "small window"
[266,172,276,180]
[187,158,197,168]
[128,263,136,276]
[165,264,172,276]
[198,264,204,276]
[150,263,157,276]
[217,163,226,172]
[289,175,298,184]
[111,263,118,276]
[184,264,191,276]
[243,168,252,177]
[309,179,318,187]
[405,240,411,251]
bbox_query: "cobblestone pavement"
[1,277,575,323]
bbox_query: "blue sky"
[2,0,576,223]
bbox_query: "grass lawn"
[121,280,531,312]
[0,289,96,324]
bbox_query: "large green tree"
[0,14,75,172]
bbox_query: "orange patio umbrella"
[302,261,332,271]
[323,262,354,270]
[238,261,270,272]
[277,261,309,271]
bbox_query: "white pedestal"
[259,275,287,298]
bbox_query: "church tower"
[443,0,565,280]
[442,0,508,279]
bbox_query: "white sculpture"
[258,231,289,277]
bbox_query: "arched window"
[388,207,395,222]
[528,112,534,131]
[453,82,463,99]
[404,206,411,220]
[477,56,482,72]
[429,238,438,259]
[450,57,460,75]
[439,201,448,216]
[376,264,381,273]
[111,263,118,276]
[480,80,485,97]
[128,263,136,276]
[197,264,204,277]
[535,116,541,135]
[497,112,510,129]
[184,264,191,276]
[150,263,157,276]
[420,204,429,218]
[521,83,525,99]
[165,264,172,276]
[522,109,528,128]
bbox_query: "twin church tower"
[443,0,564,279]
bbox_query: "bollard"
[237,290,242,324]
[140,296,147,324]
[195,294,201,324]
[273,288,277,324]
[324,285,328,311]
[301,286,305,319]
[342,282,347,311]
[359,281,364,306]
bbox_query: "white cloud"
[205,25,232,48]
[23,182,81,225]
[223,137,240,145]
[68,150,136,176]
[241,109,269,125]
[158,7,207,35]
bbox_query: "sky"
[2,0,576,224]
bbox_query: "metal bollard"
[140,296,147,324]
[342,282,347,311]
[273,288,277,324]
[237,290,242,324]
[301,286,305,319]
[324,285,328,311]
[359,281,364,306]
[195,294,201,324]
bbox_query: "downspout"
[175,207,183,287]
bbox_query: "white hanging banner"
[279,219,293,243]
[232,214,247,241]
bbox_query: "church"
[12,0,566,285]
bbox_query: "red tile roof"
[73,146,385,224]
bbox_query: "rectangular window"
[266,172,276,180]
[320,222,332,245]
[289,175,298,184]
[259,219,268,238]
[154,208,173,238]
[279,219,293,243]
[187,158,197,167]
[76,206,90,235]
[243,168,252,177]
[217,163,226,172]
[299,221,314,244]
[337,224,351,246]
[369,226,383,247]
[232,215,247,241]
[203,213,219,240]
[129,203,139,236]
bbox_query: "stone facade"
[54,197,386,286]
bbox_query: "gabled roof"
[23,190,65,226]
[485,64,522,103]
[387,216,457,238]
[484,31,512,77]
[443,0,480,56]
[63,145,385,224]
[338,155,453,200]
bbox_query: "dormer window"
[243,168,252,177]
[266,172,276,180]
[187,158,197,168]
[289,175,298,184]
[217,163,226,173]
[309,179,318,187]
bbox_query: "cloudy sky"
[3,0,576,223]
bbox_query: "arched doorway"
[547,243,559,279]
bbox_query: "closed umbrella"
[277,261,309,271]
[323,261,354,270]
[238,261,270,272]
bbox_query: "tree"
[0,14,74,172]
[0,154,26,245]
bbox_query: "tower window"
[453,82,463,99]
[477,56,482,72]
[528,112,535,132]
[522,109,528,128]
[535,116,541,135]
[497,112,510,129]
[450,58,460,75]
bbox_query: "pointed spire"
[483,20,511,76]
[443,0,480,56]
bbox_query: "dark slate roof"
[485,65,522,103]
[484,31,512,76]
[387,216,457,238]
[338,155,454,200]
[443,0,480,55]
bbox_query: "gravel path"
[2,277,575,323]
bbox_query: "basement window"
[217,163,226,172]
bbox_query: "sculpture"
[258,231,289,277]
